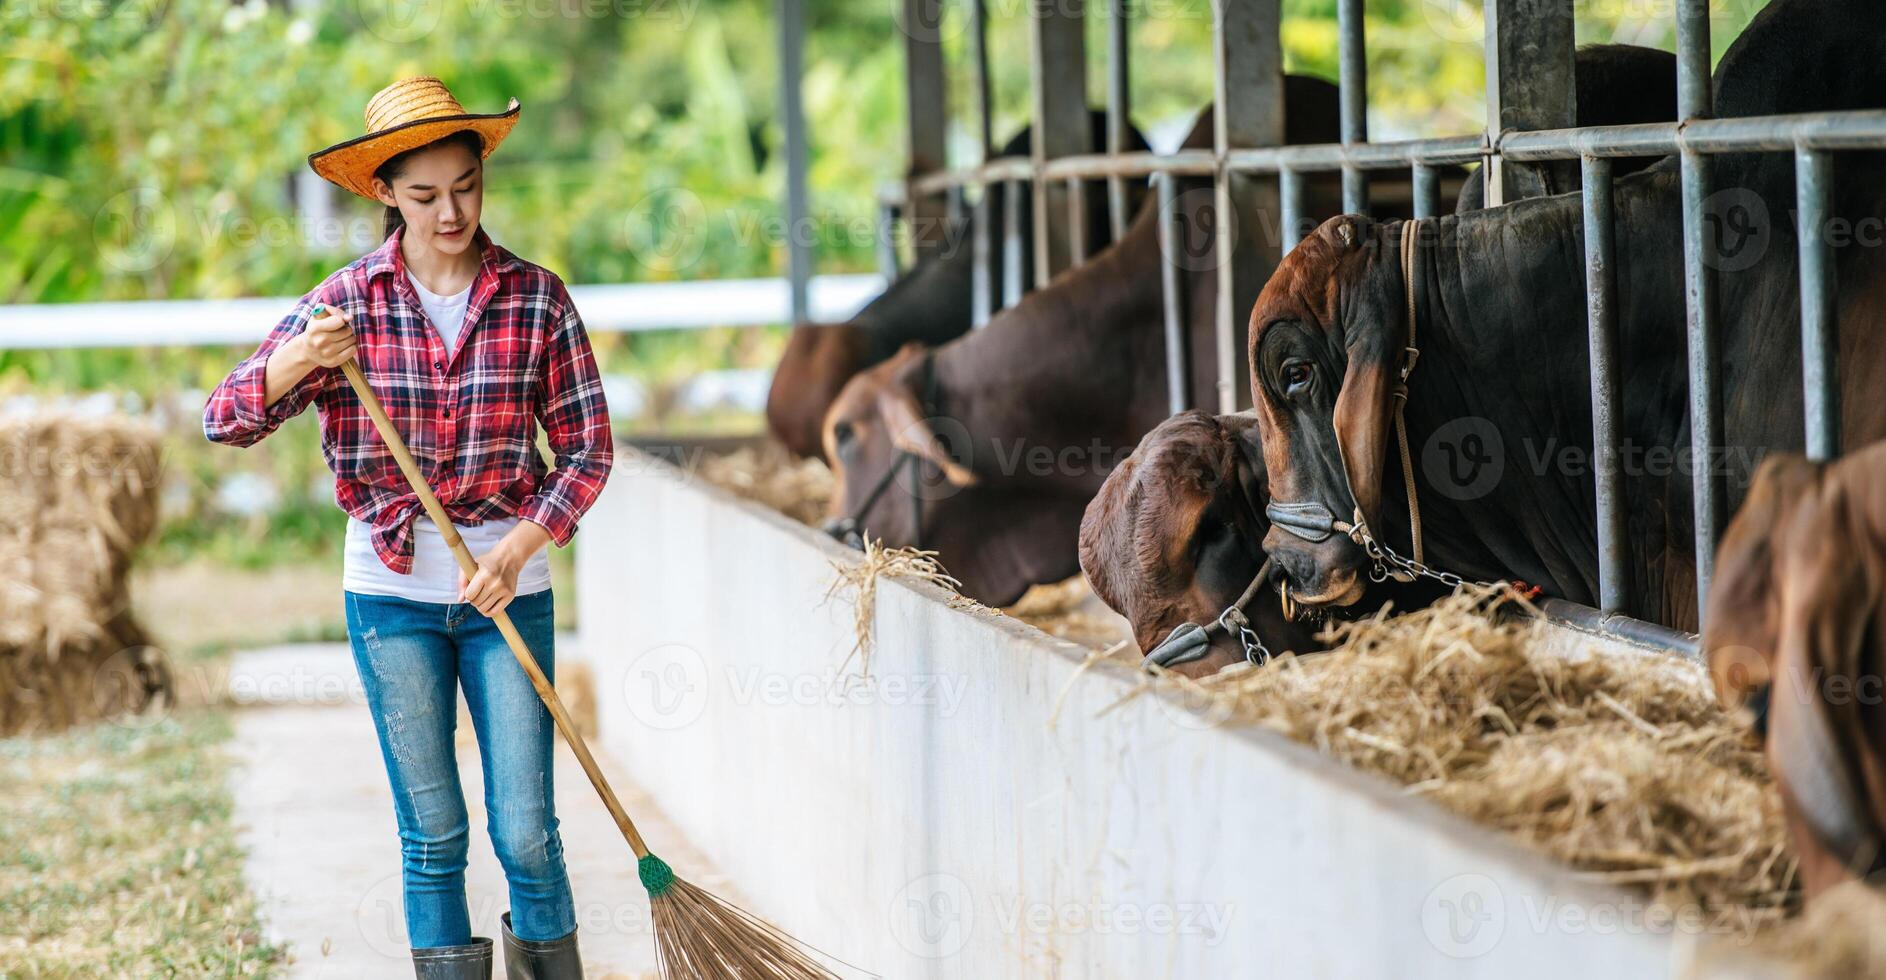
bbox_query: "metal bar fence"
[877,2,1882,645]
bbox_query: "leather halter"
[1266,217,1429,588]
[822,350,944,552]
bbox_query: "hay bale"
[694,442,833,527]
[1000,575,1136,652]
[1150,585,1798,932]
[0,412,166,736]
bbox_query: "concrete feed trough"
[575,447,1767,977]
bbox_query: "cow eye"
[1282,361,1314,394]
[833,421,857,455]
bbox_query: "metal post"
[1676,0,1721,620]
[1280,168,1306,253]
[1030,0,1091,283]
[1796,146,1839,461]
[876,202,902,280]
[1412,162,1440,220]
[1336,0,1369,215]
[1066,176,1089,267]
[1482,0,1576,206]
[902,0,949,261]
[777,0,812,321]
[969,0,994,157]
[972,185,995,326]
[1213,0,1285,414]
[1106,0,1133,242]
[1581,157,1627,616]
[1002,179,1025,309]
[1156,172,1190,415]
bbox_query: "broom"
[321,306,853,979]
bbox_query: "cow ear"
[1319,214,1370,251]
[873,379,978,488]
[1330,349,1397,540]
[1705,454,1821,712]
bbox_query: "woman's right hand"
[298,303,358,368]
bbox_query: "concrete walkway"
[226,640,726,979]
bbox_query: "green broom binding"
[322,305,856,979]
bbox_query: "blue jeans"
[343,588,578,948]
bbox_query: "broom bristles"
[647,871,859,979]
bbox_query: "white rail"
[0,273,887,349]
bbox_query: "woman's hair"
[373,129,485,240]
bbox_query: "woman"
[204,77,611,980]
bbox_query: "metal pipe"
[1677,0,1720,621]
[777,0,812,322]
[1412,162,1440,220]
[876,202,901,280]
[1106,0,1132,242]
[1796,146,1840,460]
[889,110,1886,202]
[969,0,993,157]
[1537,599,1702,663]
[1156,172,1189,414]
[1002,178,1025,309]
[972,184,994,327]
[1029,0,1090,284]
[1066,176,1089,267]
[900,0,948,262]
[1336,0,1369,214]
[1581,157,1627,616]
[1280,168,1306,253]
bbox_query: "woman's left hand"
[460,520,553,616]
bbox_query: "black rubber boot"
[501,912,584,979]
[411,936,494,979]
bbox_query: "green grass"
[0,710,287,979]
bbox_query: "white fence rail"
[0,273,885,349]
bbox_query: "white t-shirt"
[342,514,552,604]
[338,268,551,603]
[407,269,472,354]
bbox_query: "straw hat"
[307,76,520,201]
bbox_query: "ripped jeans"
[343,588,578,948]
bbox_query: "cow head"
[768,323,873,459]
[1079,410,1321,677]
[821,343,1100,605]
[1705,451,1886,900]
[1247,214,1408,609]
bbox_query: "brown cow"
[1705,443,1886,901]
[818,79,1389,605]
[766,112,1148,460]
[1078,409,1450,676]
[1244,2,1886,630]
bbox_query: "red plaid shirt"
[203,225,613,574]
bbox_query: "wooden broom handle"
[337,356,650,858]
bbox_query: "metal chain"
[1217,608,1273,666]
[1347,519,1468,591]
